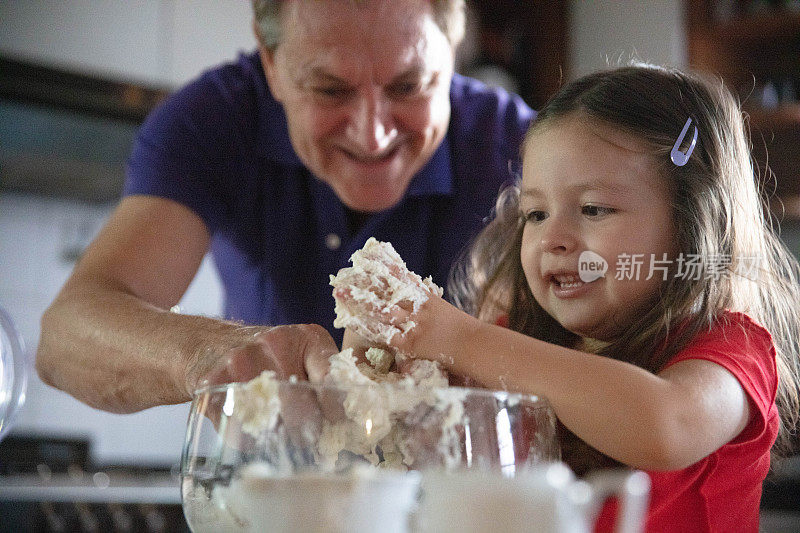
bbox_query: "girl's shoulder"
[668,310,778,408]
[687,311,776,356]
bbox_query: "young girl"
[333,64,800,531]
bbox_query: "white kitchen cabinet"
[0,0,166,86]
[0,0,256,88]
[0,0,241,466]
[0,192,223,466]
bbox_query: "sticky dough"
[230,238,463,469]
[329,237,443,344]
[235,347,464,471]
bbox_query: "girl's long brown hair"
[449,64,800,472]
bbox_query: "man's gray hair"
[252,0,465,51]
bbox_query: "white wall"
[168,0,257,86]
[0,0,256,88]
[569,0,687,80]
[0,0,247,466]
[0,193,224,466]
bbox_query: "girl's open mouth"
[549,273,592,298]
[552,273,585,289]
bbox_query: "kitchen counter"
[0,472,181,504]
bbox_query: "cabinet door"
[0,1,256,88]
[0,0,166,85]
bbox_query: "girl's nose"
[539,217,578,254]
[345,90,398,154]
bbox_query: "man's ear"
[251,18,265,49]
[253,19,284,101]
[258,45,283,102]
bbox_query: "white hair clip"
[670,117,698,167]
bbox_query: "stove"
[0,435,188,532]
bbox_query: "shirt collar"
[405,135,453,197]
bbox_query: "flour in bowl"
[233,347,464,471]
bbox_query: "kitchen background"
[0,0,693,470]
[1,0,798,526]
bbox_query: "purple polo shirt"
[125,51,533,345]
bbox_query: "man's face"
[260,0,455,212]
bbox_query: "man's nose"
[345,91,397,153]
[539,215,578,254]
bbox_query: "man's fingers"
[317,387,348,424]
[305,351,330,384]
[252,324,335,380]
[251,327,305,379]
[196,324,337,392]
[303,324,339,384]
[197,345,279,391]
[227,345,277,381]
[279,385,323,448]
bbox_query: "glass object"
[417,464,650,533]
[0,304,27,441]
[181,379,559,532]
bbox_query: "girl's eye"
[582,205,615,217]
[524,210,548,223]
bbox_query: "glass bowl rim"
[192,377,551,409]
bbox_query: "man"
[36,0,533,413]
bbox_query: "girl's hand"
[388,294,477,361]
[330,238,443,347]
[330,237,483,374]
[334,281,475,369]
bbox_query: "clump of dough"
[365,347,393,374]
[233,370,281,436]
[329,237,443,344]
[226,238,463,473]
[231,349,464,471]
[318,348,458,468]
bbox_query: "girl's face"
[519,115,677,341]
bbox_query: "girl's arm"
[375,294,751,471]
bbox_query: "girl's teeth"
[552,274,585,289]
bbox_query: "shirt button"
[325,233,341,251]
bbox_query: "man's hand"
[189,324,338,394]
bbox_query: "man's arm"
[36,195,337,413]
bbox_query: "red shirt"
[597,312,778,532]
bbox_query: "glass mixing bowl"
[0,303,27,442]
[181,378,558,533]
